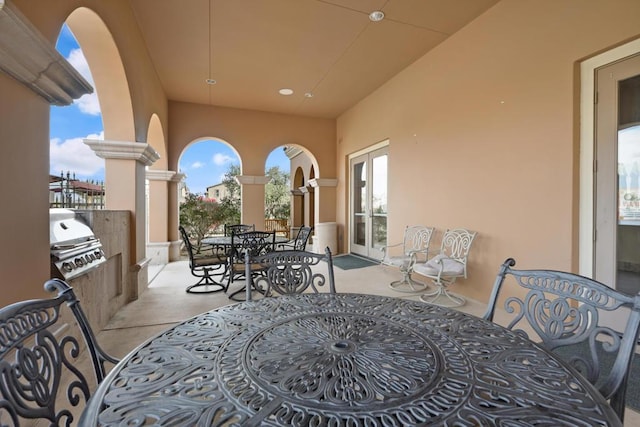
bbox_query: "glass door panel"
[350,146,388,259]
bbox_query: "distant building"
[206,182,229,201]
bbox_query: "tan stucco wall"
[168,101,336,228]
[336,0,640,303]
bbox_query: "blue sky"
[50,25,289,194]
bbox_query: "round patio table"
[79,294,621,426]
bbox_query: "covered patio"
[1,0,640,421]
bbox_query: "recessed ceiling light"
[304,92,313,98]
[206,78,216,85]
[369,10,385,22]
[279,88,294,96]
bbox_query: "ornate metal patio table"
[80,294,621,426]
[201,235,289,247]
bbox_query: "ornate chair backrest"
[245,247,336,300]
[292,226,313,251]
[231,230,276,261]
[224,224,255,237]
[483,258,640,421]
[0,279,119,426]
[403,225,434,263]
[437,228,477,278]
[179,225,197,267]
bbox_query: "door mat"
[553,342,640,412]
[331,254,379,270]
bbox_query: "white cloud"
[213,153,233,165]
[66,48,101,116]
[75,93,101,116]
[191,161,205,169]
[50,131,105,177]
[67,49,94,84]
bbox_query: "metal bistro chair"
[413,228,477,307]
[244,247,336,301]
[381,225,435,293]
[224,223,255,236]
[0,278,119,426]
[278,225,313,251]
[179,225,227,293]
[227,230,276,301]
[483,258,640,422]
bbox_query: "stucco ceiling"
[130,0,499,119]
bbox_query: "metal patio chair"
[244,247,336,301]
[0,278,119,426]
[224,223,255,236]
[483,258,640,422]
[227,230,276,301]
[413,228,477,307]
[179,225,227,293]
[277,225,313,251]
[381,225,435,292]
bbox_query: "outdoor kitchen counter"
[79,293,621,426]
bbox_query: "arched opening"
[264,147,291,236]
[65,8,135,142]
[178,138,242,244]
[50,24,104,209]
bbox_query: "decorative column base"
[147,242,170,265]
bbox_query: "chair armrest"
[380,242,404,264]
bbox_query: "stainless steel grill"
[50,209,105,280]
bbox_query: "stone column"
[85,139,159,298]
[146,169,179,265]
[168,173,186,261]
[235,175,271,229]
[309,178,338,254]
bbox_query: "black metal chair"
[0,278,119,426]
[244,247,336,301]
[224,223,255,236]
[179,225,227,293]
[277,225,313,251]
[483,258,640,422]
[227,230,276,301]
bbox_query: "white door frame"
[579,39,640,277]
[348,139,389,255]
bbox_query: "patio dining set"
[1,224,639,426]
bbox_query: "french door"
[594,53,640,297]
[350,146,387,259]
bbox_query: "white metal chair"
[381,225,435,292]
[484,258,640,423]
[413,228,477,307]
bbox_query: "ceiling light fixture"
[369,10,385,22]
[279,88,294,96]
[206,78,216,85]
[304,92,313,98]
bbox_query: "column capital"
[84,139,160,166]
[308,178,338,188]
[235,175,271,185]
[146,170,178,181]
[171,172,186,183]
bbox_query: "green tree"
[265,166,290,219]
[219,164,241,225]
[179,193,223,252]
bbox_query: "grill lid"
[50,208,105,280]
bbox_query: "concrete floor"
[95,258,639,426]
